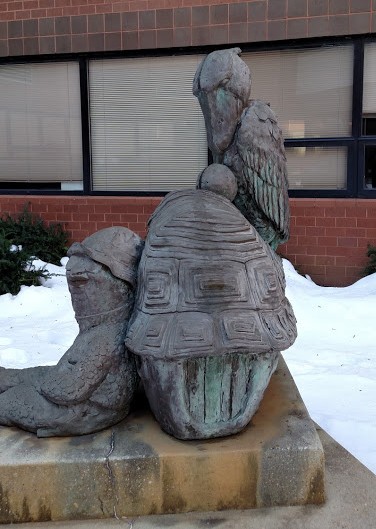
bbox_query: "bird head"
[193,48,251,159]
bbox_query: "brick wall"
[1,195,374,286]
[0,0,375,57]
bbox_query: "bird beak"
[198,88,242,157]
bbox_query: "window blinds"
[89,55,208,192]
[0,62,82,183]
[243,46,353,139]
[286,146,347,189]
[363,43,376,114]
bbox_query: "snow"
[0,257,375,476]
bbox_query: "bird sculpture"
[193,47,290,250]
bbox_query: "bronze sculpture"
[193,48,290,250]
[0,227,143,436]
[0,48,296,439]
[125,182,297,439]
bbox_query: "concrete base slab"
[0,357,324,524]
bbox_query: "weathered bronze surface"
[125,189,297,439]
[194,48,290,250]
[0,227,143,437]
[0,48,297,443]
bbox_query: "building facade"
[1,0,376,286]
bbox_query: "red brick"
[357,217,374,228]
[336,255,366,266]
[79,5,96,14]
[70,230,91,241]
[79,221,94,230]
[334,246,361,257]
[84,213,106,222]
[43,213,59,222]
[30,8,47,16]
[303,264,326,276]
[23,0,39,8]
[283,244,307,255]
[316,255,336,266]
[323,206,346,217]
[75,212,90,221]
[365,228,376,239]
[335,217,357,227]
[47,204,64,213]
[46,7,63,16]
[39,0,55,8]
[346,206,367,218]
[305,245,327,256]
[295,254,317,266]
[93,204,110,213]
[63,5,79,14]
[55,0,72,6]
[315,235,337,247]
[120,213,138,222]
[0,12,15,19]
[305,226,324,236]
[63,204,81,213]
[343,227,366,238]
[104,213,122,221]
[15,9,31,18]
[31,203,48,213]
[302,206,326,217]
[290,225,306,236]
[96,3,114,13]
[297,216,316,226]
[297,235,318,246]
[345,265,363,278]
[338,236,358,248]
[129,0,148,10]
[143,203,160,214]
[315,216,336,228]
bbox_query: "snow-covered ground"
[0,258,375,475]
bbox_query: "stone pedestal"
[0,357,324,524]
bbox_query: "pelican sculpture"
[193,47,290,250]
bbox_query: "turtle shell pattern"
[125,189,297,360]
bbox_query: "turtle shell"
[125,189,297,360]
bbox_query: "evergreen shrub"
[364,244,376,276]
[0,204,69,295]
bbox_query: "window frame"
[0,37,374,198]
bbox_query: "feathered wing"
[224,100,290,249]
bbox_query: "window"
[0,62,83,190]
[243,45,354,192]
[0,39,375,198]
[89,55,207,192]
[361,42,376,191]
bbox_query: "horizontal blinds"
[363,43,376,114]
[243,46,353,139]
[89,55,208,192]
[0,62,82,183]
[286,146,347,189]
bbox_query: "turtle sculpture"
[125,167,297,440]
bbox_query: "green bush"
[0,230,50,295]
[364,244,376,276]
[0,204,69,295]
[0,203,68,266]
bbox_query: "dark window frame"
[0,36,374,198]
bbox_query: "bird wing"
[235,101,290,244]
